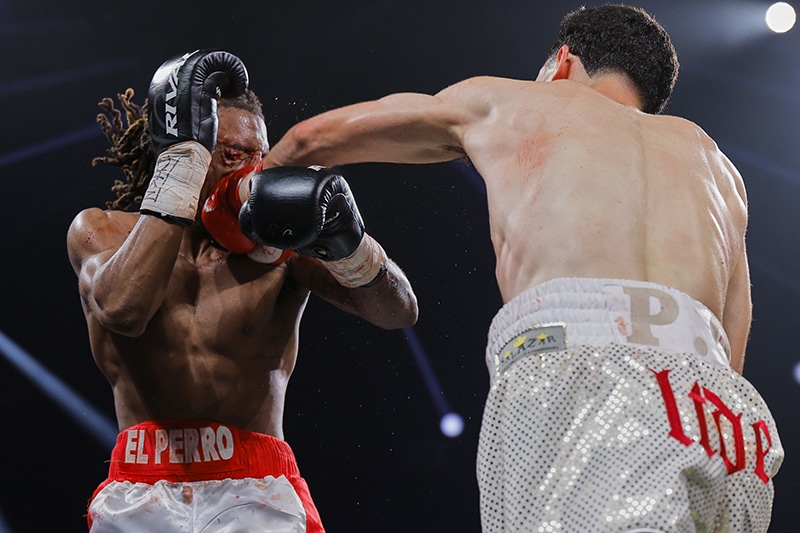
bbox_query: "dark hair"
[218,90,266,123]
[93,89,265,210]
[546,4,679,114]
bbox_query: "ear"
[552,45,571,81]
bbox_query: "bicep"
[361,92,468,161]
[276,92,470,167]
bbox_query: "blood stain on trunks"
[182,485,194,504]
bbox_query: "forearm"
[324,233,417,328]
[265,111,385,168]
[724,312,749,376]
[288,247,418,330]
[346,259,418,330]
[92,140,211,333]
[265,95,466,168]
[87,216,183,335]
[722,244,752,374]
[318,254,417,330]
[264,119,335,168]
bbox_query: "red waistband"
[105,419,300,484]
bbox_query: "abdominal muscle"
[91,248,304,438]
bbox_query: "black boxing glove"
[148,49,248,154]
[141,50,248,225]
[240,166,387,287]
[201,166,293,264]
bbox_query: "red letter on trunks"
[752,420,773,484]
[651,368,693,446]
[703,387,745,475]
[688,383,715,458]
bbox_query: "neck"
[588,74,643,110]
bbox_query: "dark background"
[1,0,798,531]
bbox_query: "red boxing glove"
[202,166,255,253]
[202,166,293,264]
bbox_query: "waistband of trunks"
[105,419,300,484]
[487,278,731,373]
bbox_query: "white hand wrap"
[140,141,212,224]
[324,233,388,288]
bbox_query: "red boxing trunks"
[87,419,324,532]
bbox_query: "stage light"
[794,360,800,384]
[0,507,10,533]
[0,126,100,167]
[766,2,796,33]
[440,412,465,438]
[402,328,464,438]
[0,330,117,449]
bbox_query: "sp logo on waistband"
[604,284,732,367]
[497,324,567,375]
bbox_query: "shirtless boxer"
[66,50,417,532]
[255,5,783,532]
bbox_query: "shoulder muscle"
[67,208,136,273]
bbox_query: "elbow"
[271,121,323,167]
[379,293,420,331]
[380,265,420,330]
[400,294,420,329]
[91,298,151,338]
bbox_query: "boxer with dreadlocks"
[67,50,417,532]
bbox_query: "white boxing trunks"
[478,278,783,533]
[87,419,324,532]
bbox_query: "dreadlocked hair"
[92,88,155,210]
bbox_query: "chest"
[162,251,291,333]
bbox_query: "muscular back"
[454,78,747,316]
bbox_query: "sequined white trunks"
[478,278,783,533]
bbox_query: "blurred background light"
[440,412,465,438]
[766,2,796,33]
